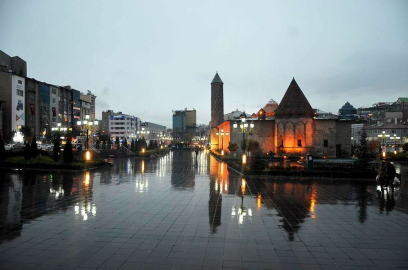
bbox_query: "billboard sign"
[11,75,25,131]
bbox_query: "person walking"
[386,162,396,190]
[378,161,387,189]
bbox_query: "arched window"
[297,132,303,147]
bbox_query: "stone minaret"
[210,72,224,150]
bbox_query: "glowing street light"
[77,114,98,150]
[390,133,401,154]
[377,130,390,158]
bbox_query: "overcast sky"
[1,0,407,127]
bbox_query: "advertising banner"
[11,75,25,131]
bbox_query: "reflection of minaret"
[209,155,222,233]
[210,72,224,151]
[171,151,195,190]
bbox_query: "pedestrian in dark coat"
[378,162,387,189]
[386,162,396,189]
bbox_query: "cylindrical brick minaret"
[211,73,224,128]
[211,73,224,150]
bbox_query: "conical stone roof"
[211,73,224,84]
[274,78,314,117]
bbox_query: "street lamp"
[220,128,229,155]
[233,116,255,158]
[390,134,401,154]
[377,130,390,158]
[77,114,98,150]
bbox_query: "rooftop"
[274,78,314,117]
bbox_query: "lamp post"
[77,114,98,150]
[51,123,68,133]
[218,128,229,155]
[232,116,255,161]
[377,130,390,158]
[390,134,401,154]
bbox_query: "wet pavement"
[0,151,408,270]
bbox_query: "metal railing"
[120,145,133,155]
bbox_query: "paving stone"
[0,153,407,270]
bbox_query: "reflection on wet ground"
[0,151,407,269]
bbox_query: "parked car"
[39,144,53,151]
[12,142,25,151]
[4,144,14,151]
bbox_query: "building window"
[17,89,23,96]
[29,92,35,100]
[52,88,57,94]
[324,140,328,147]
[297,139,302,147]
[18,80,22,84]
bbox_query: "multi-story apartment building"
[104,111,140,141]
[80,91,96,120]
[0,50,97,142]
[0,50,27,140]
[172,108,197,140]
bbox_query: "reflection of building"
[171,151,195,190]
[0,171,94,243]
[211,75,352,157]
[259,181,312,241]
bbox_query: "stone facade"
[212,77,352,158]
[313,120,352,157]
[275,117,313,156]
[217,120,275,155]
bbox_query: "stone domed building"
[263,99,279,117]
[339,102,358,120]
[211,74,352,157]
[274,78,315,155]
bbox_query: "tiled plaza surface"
[0,151,408,270]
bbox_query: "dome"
[339,102,357,115]
[263,99,279,115]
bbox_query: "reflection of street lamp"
[377,130,390,158]
[390,134,400,154]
